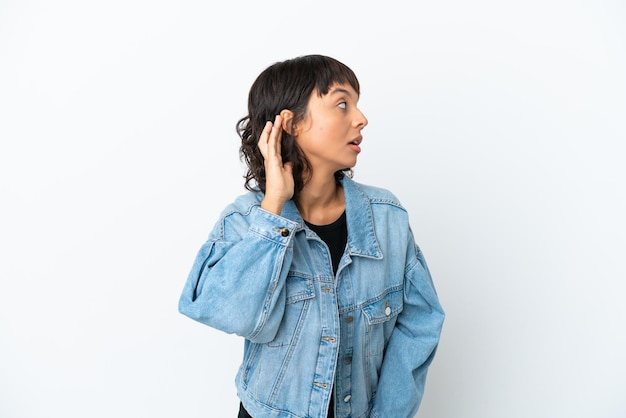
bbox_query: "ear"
[279,109,296,136]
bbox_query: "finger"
[268,115,283,158]
[258,121,272,159]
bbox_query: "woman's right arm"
[178,205,298,344]
[180,115,296,342]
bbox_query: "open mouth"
[348,136,362,152]
[349,136,362,146]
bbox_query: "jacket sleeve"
[178,205,298,344]
[370,232,445,418]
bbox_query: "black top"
[305,211,348,276]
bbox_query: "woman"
[179,54,444,418]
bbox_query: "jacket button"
[280,228,290,237]
[343,395,351,403]
[385,306,391,316]
[345,316,354,323]
[344,356,352,364]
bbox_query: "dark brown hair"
[237,54,360,199]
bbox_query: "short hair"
[237,54,360,199]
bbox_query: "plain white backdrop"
[1,1,625,417]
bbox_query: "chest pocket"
[362,288,403,356]
[285,273,315,304]
[268,274,315,347]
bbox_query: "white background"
[1,1,625,417]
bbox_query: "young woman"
[179,54,444,418]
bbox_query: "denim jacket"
[179,177,444,418]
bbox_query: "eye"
[338,101,347,109]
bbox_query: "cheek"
[313,124,327,135]
[316,120,343,137]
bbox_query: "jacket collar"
[279,176,382,260]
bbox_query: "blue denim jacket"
[179,177,444,418]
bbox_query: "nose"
[353,108,368,129]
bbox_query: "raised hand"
[258,115,294,215]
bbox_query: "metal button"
[344,356,352,364]
[345,316,354,323]
[272,227,291,237]
[385,306,391,316]
[343,395,351,403]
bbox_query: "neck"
[296,174,345,225]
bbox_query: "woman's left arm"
[370,233,445,418]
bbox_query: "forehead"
[319,83,359,100]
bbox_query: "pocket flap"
[362,289,403,325]
[286,274,315,304]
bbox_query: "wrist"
[260,197,285,215]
